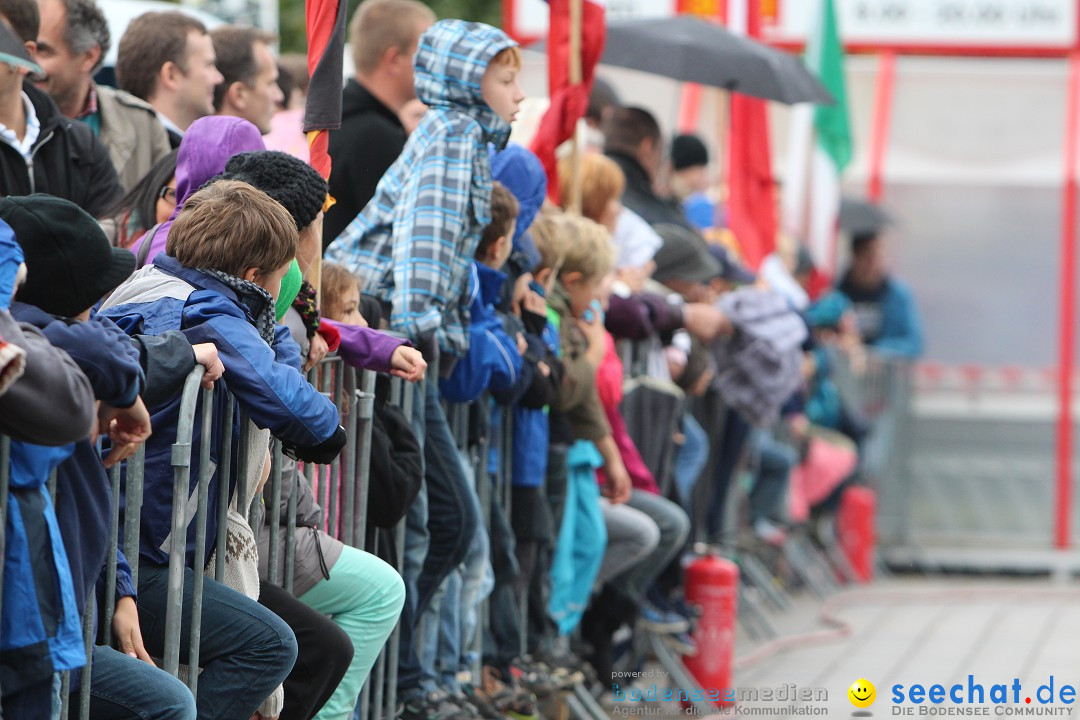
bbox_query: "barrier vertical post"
[284,448,298,594]
[268,439,284,586]
[385,378,414,720]
[187,385,215,695]
[354,370,376,550]
[215,400,234,582]
[340,366,357,547]
[1057,51,1080,550]
[163,367,206,676]
[102,462,122,646]
[125,445,145,589]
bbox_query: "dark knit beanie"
[671,134,709,171]
[221,150,327,230]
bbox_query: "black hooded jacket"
[324,79,408,246]
[0,83,122,218]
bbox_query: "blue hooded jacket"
[489,144,558,487]
[98,256,341,568]
[8,303,142,692]
[440,262,524,404]
[327,20,517,358]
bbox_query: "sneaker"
[535,648,595,687]
[662,630,698,657]
[398,690,478,720]
[460,683,503,720]
[638,603,691,634]
[754,518,788,547]
[478,667,541,720]
[673,595,701,620]
[509,656,559,698]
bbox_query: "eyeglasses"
[159,186,177,204]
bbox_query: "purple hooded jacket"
[136,117,266,266]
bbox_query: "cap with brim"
[2,195,134,317]
[708,244,757,285]
[0,22,44,81]
[652,223,722,285]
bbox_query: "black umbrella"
[839,197,892,235]
[595,16,833,106]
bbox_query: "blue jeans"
[748,430,797,524]
[87,645,197,719]
[423,451,491,693]
[136,563,298,720]
[611,491,690,602]
[398,381,479,695]
[674,413,709,512]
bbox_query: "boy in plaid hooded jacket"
[327,19,523,368]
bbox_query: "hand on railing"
[193,343,224,389]
[304,332,329,373]
[100,397,153,468]
[112,596,154,665]
[389,346,427,383]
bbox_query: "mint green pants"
[301,546,406,720]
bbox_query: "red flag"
[529,0,605,202]
[304,0,347,183]
[726,94,775,269]
[725,0,775,269]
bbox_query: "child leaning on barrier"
[543,213,631,636]
[0,196,204,719]
[99,180,349,720]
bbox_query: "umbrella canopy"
[839,197,892,235]
[597,16,833,106]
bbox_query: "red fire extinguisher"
[837,486,876,582]
[683,551,738,707]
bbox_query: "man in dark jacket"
[323,0,434,245]
[0,4,122,217]
[603,106,694,231]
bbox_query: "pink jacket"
[595,332,660,495]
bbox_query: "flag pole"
[567,0,584,214]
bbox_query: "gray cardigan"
[256,454,344,597]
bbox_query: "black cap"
[652,223,721,285]
[3,195,135,317]
[221,150,327,231]
[671,134,709,171]
[708,244,757,285]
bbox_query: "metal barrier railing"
[0,334,917,718]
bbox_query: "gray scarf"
[201,269,277,344]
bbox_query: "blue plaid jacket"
[326,20,516,357]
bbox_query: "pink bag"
[787,432,858,523]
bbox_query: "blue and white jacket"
[440,262,524,404]
[326,20,517,358]
[98,255,342,568]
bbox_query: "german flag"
[304,0,346,186]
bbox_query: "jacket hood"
[475,262,508,308]
[341,79,401,125]
[173,116,265,214]
[491,144,546,247]
[414,20,517,142]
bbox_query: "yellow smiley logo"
[848,678,876,708]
